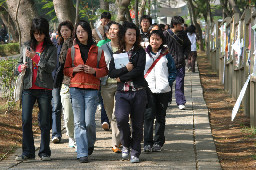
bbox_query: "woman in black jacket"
[109,21,148,163]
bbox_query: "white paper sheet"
[113,53,129,69]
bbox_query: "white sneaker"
[178,105,186,110]
[97,104,102,111]
[69,138,76,148]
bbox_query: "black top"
[163,29,191,69]
[109,47,148,91]
[78,42,90,64]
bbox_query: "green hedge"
[0,43,20,56]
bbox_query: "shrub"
[0,43,20,56]
[0,57,18,109]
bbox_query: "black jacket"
[164,29,191,69]
[109,47,148,91]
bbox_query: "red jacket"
[64,44,108,90]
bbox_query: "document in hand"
[113,53,129,69]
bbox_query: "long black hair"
[122,21,142,51]
[74,20,95,47]
[57,20,74,45]
[187,25,196,34]
[29,17,52,50]
[108,21,124,53]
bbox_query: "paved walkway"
[1,64,221,169]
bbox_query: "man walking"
[164,16,191,110]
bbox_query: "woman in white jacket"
[144,30,176,153]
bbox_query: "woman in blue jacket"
[144,30,176,153]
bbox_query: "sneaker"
[152,144,162,152]
[15,155,35,161]
[79,156,88,163]
[88,146,94,155]
[102,122,110,131]
[144,145,152,153]
[112,146,121,153]
[97,104,102,111]
[122,146,130,160]
[178,105,186,110]
[69,138,76,148]
[130,156,139,163]
[52,136,60,143]
[41,154,51,161]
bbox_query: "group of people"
[15,12,197,164]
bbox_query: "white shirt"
[187,33,197,51]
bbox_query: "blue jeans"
[22,89,52,157]
[52,88,62,139]
[97,91,109,124]
[70,87,98,158]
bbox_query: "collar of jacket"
[73,43,97,52]
[145,45,169,56]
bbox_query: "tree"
[0,6,19,42]
[187,0,204,51]
[100,0,109,11]
[115,0,131,23]
[6,0,38,45]
[53,0,76,24]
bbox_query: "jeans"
[144,91,170,147]
[70,87,98,158]
[115,89,147,158]
[22,89,52,157]
[175,66,186,105]
[97,90,109,125]
[52,88,62,139]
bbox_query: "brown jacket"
[64,44,108,90]
[92,25,104,43]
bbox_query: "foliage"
[0,57,18,109]
[35,0,57,22]
[0,43,20,56]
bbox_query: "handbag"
[14,47,27,102]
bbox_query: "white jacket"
[144,48,176,93]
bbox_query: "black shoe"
[79,156,88,163]
[88,146,94,155]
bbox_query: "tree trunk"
[220,0,231,17]
[6,0,38,45]
[187,0,204,51]
[148,0,151,16]
[75,0,80,25]
[139,0,147,19]
[115,0,131,23]
[135,0,139,26]
[53,0,76,24]
[228,0,241,15]
[100,0,109,11]
[0,6,19,42]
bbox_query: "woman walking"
[15,17,57,161]
[109,21,148,163]
[143,30,176,153]
[64,20,107,163]
[54,20,76,148]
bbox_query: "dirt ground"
[0,51,255,169]
[197,51,256,169]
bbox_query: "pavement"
[0,63,222,169]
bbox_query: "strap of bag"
[71,46,75,67]
[96,27,103,40]
[97,47,102,68]
[144,53,166,78]
[167,29,183,46]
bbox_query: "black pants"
[115,89,147,158]
[144,91,170,147]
